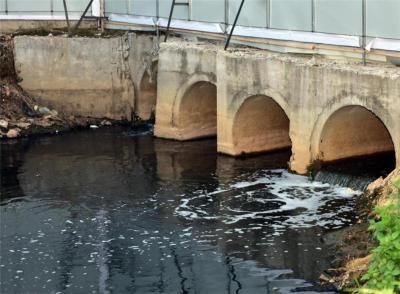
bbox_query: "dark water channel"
[1,127,363,294]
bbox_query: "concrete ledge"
[0,20,96,34]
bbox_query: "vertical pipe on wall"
[224,0,229,37]
[311,0,315,32]
[100,0,105,31]
[50,0,53,15]
[362,0,366,65]
[156,0,160,40]
[266,0,270,29]
[188,0,192,21]
[5,0,7,14]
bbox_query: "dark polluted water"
[0,127,361,294]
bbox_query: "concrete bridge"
[154,41,400,174]
[13,35,399,175]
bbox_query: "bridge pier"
[155,40,399,175]
[154,42,218,140]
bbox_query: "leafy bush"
[361,180,400,293]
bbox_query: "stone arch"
[231,94,291,155]
[137,61,158,121]
[170,73,217,140]
[311,97,396,165]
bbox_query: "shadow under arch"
[316,105,395,164]
[232,94,291,156]
[171,73,217,140]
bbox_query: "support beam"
[73,0,95,32]
[224,0,245,50]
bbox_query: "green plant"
[361,180,400,293]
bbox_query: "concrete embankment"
[13,33,158,121]
[9,34,400,175]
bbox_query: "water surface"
[0,127,359,294]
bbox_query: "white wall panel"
[53,0,91,13]
[130,0,157,17]
[228,0,267,28]
[315,0,362,36]
[270,0,312,31]
[7,0,50,12]
[191,0,225,23]
[105,0,128,14]
[159,0,188,20]
[0,0,6,13]
[366,0,400,39]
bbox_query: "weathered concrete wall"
[217,49,400,173]
[12,35,400,174]
[154,41,400,174]
[154,42,218,140]
[126,33,159,121]
[14,35,133,120]
[13,33,157,121]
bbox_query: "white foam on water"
[175,169,360,229]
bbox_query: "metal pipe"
[224,0,245,50]
[62,0,71,35]
[164,0,176,42]
[311,0,315,32]
[224,0,229,38]
[73,0,95,32]
[362,0,367,65]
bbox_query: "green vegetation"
[358,180,400,293]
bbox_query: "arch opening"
[177,81,217,140]
[315,105,396,189]
[232,95,291,155]
[318,105,395,163]
[138,61,158,121]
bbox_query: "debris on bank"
[1,34,120,140]
[0,81,118,139]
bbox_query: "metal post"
[311,0,315,32]
[62,0,71,35]
[73,0,95,32]
[362,0,367,65]
[224,0,229,38]
[224,0,245,50]
[156,0,160,41]
[164,0,176,42]
[100,0,105,32]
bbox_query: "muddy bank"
[0,80,125,139]
[321,169,400,291]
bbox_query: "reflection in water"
[0,127,358,293]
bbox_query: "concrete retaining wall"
[13,33,157,121]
